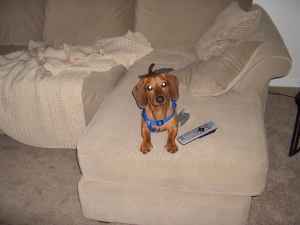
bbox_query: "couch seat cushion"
[77,50,268,196]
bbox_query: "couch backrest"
[0,0,253,48]
[43,0,135,45]
[0,0,45,46]
[134,0,234,49]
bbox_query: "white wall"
[255,0,300,87]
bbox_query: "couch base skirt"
[78,177,251,225]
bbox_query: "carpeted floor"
[0,93,299,225]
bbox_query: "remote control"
[177,121,217,145]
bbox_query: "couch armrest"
[232,5,292,105]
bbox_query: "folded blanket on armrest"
[0,31,153,148]
[24,31,153,76]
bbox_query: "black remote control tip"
[198,127,205,132]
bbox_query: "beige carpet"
[0,93,299,225]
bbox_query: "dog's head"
[132,64,179,109]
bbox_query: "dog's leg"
[165,125,178,153]
[140,121,153,154]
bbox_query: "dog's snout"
[156,96,165,103]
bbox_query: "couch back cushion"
[175,40,261,96]
[43,0,135,45]
[134,0,233,49]
[195,2,261,61]
[0,0,45,45]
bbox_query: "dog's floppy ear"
[166,74,179,100]
[132,79,147,108]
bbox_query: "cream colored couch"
[77,2,292,225]
[0,0,292,225]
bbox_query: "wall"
[255,0,300,87]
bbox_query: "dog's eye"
[161,81,167,87]
[146,85,153,91]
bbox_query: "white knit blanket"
[0,31,153,148]
[0,31,152,77]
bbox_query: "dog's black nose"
[156,96,165,103]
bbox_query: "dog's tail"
[148,63,155,74]
[148,63,174,75]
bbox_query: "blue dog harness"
[142,100,177,132]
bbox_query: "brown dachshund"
[132,63,179,154]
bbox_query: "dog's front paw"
[140,142,153,154]
[165,143,178,154]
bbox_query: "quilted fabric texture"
[176,41,261,96]
[195,2,261,61]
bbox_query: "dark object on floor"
[289,91,300,156]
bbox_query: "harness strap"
[142,100,177,132]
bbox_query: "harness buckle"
[156,120,164,126]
